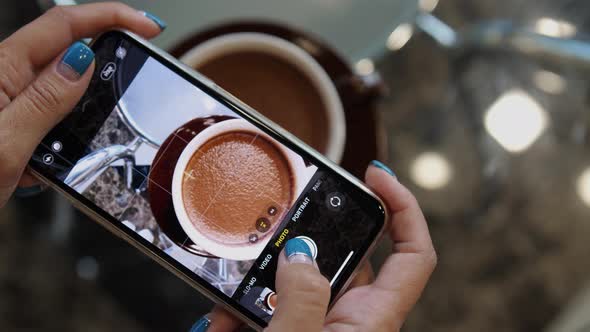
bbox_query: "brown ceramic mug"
[179,32,347,163]
[171,22,386,177]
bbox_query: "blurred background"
[2,0,590,331]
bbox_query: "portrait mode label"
[291,196,310,223]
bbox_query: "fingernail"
[58,41,94,81]
[371,160,396,178]
[141,11,167,30]
[14,185,46,198]
[189,316,210,332]
[285,238,313,264]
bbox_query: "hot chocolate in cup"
[179,32,346,163]
[172,119,310,261]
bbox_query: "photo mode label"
[274,229,289,248]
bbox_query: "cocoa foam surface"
[182,131,293,246]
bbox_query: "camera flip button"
[326,192,346,212]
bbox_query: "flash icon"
[42,154,54,165]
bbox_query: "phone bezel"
[29,30,388,331]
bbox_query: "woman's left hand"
[0,2,165,207]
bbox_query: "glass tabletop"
[374,0,590,331]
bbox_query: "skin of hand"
[0,2,166,207]
[196,163,437,332]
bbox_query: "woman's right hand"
[199,162,437,332]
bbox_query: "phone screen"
[30,31,385,326]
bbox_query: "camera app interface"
[31,33,383,323]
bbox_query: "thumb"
[0,42,94,200]
[266,238,331,332]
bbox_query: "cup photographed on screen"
[171,119,314,260]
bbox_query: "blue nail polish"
[14,185,46,198]
[142,11,167,30]
[189,317,210,332]
[285,238,312,259]
[60,41,94,77]
[371,160,396,177]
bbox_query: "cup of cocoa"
[171,119,312,260]
[179,32,346,163]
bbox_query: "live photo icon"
[101,62,116,81]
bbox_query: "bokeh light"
[484,89,548,153]
[410,152,453,190]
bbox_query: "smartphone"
[29,30,386,330]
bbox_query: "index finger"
[354,165,436,328]
[6,3,161,67]
[0,2,161,99]
[365,165,434,255]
